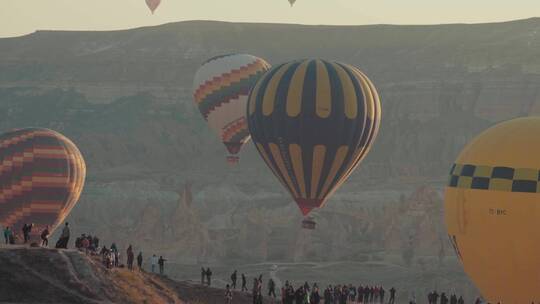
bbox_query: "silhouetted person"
[450,294,457,304]
[137,252,143,269]
[241,273,247,292]
[206,267,212,286]
[433,291,439,304]
[457,296,464,304]
[158,256,166,275]
[268,278,276,298]
[126,245,134,270]
[40,226,50,247]
[231,270,237,289]
[389,287,396,304]
[56,222,70,248]
[380,286,385,303]
[93,236,99,249]
[441,293,449,304]
[22,223,32,243]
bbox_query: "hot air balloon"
[193,54,271,165]
[145,0,161,14]
[247,59,381,228]
[445,117,540,303]
[288,0,297,7]
[0,128,86,237]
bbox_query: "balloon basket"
[227,156,239,165]
[301,217,316,230]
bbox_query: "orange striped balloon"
[0,128,85,236]
[193,54,271,164]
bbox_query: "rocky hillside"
[0,247,267,304]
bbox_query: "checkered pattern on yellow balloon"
[448,163,540,193]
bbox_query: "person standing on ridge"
[158,256,166,275]
[231,270,237,289]
[3,226,9,244]
[137,251,143,270]
[22,223,32,243]
[241,273,247,292]
[56,222,70,248]
[206,267,212,286]
[126,245,134,270]
[151,254,158,273]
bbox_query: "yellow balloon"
[445,117,540,303]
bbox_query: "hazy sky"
[2,0,540,38]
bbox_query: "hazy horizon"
[2,0,540,38]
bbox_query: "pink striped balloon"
[145,0,161,14]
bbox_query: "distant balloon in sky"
[193,54,271,165]
[247,59,381,225]
[0,128,86,236]
[288,0,297,6]
[145,0,161,14]
[445,117,540,303]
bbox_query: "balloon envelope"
[145,0,161,13]
[193,54,271,164]
[445,117,540,303]
[0,128,86,236]
[247,59,381,216]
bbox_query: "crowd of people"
[427,291,466,304]
[2,222,169,277]
[215,270,479,304]
[220,274,399,304]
